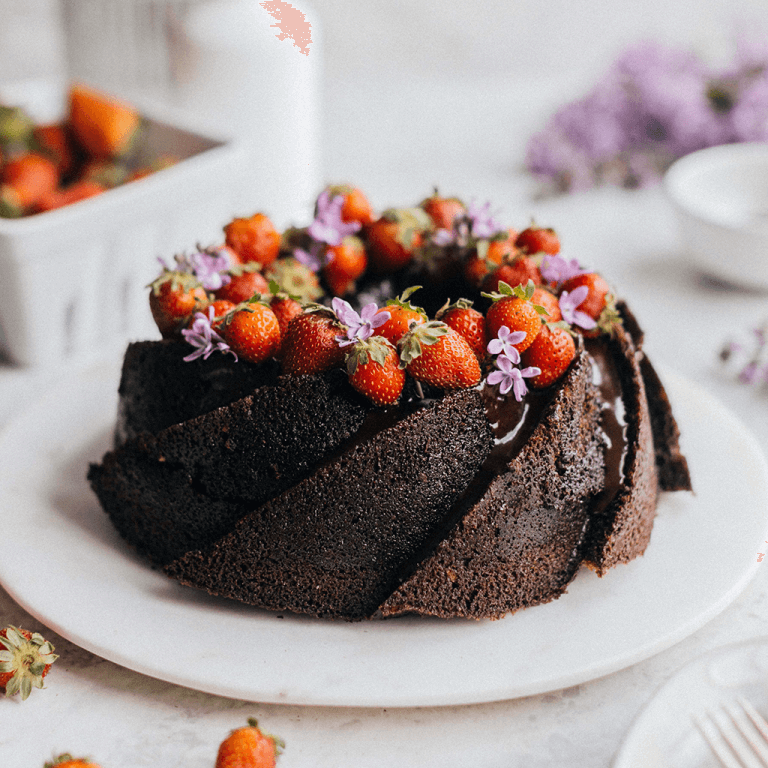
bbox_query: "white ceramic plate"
[0,362,766,707]
[614,637,768,768]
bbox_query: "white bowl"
[664,142,768,289]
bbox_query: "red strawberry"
[480,256,541,294]
[323,235,367,296]
[215,264,270,304]
[484,281,544,353]
[399,321,482,389]
[268,285,303,338]
[346,337,405,406]
[373,287,427,346]
[486,227,519,263]
[224,212,281,267]
[324,184,374,225]
[560,272,611,320]
[437,299,488,360]
[420,191,465,230]
[280,311,346,375]
[520,323,576,388]
[0,626,58,700]
[531,287,561,323]
[44,756,101,768]
[149,271,208,338]
[220,299,281,364]
[515,224,560,255]
[365,207,431,273]
[215,718,284,768]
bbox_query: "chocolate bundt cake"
[88,186,692,620]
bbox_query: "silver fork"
[696,698,768,768]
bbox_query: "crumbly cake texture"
[164,388,494,620]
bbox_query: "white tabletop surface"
[3,70,768,768]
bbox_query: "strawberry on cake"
[88,185,691,620]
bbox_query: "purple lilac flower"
[540,254,585,285]
[487,354,541,401]
[308,190,361,246]
[332,298,391,347]
[181,307,237,362]
[465,200,502,239]
[431,228,456,246]
[293,241,330,272]
[487,325,526,364]
[186,248,233,291]
[559,286,597,330]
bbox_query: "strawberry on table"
[483,280,545,354]
[365,207,432,273]
[0,625,58,700]
[44,755,101,768]
[399,320,482,389]
[215,718,284,768]
[346,336,405,406]
[224,212,281,267]
[220,298,282,364]
[436,298,488,361]
[520,323,576,388]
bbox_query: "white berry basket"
[0,96,255,368]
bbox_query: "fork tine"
[695,712,747,768]
[729,699,768,766]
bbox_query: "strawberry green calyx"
[398,320,450,367]
[482,279,550,318]
[346,336,395,375]
[0,626,58,700]
[267,256,323,301]
[596,294,623,336]
[381,206,433,249]
[226,260,264,278]
[435,297,474,319]
[386,286,427,317]
[147,268,203,296]
[267,279,302,303]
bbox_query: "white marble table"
[3,71,768,767]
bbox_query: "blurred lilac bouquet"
[526,37,768,193]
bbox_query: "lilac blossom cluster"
[721,323,768,386]
[160,247,234,292]
[432,199,503,247]
[526,37,768,193]
[294,190,361,272]
[486,326,540,401]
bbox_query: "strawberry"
[515,224,560,255]
[220,299,281,364]
[215,718,284,768]
[267,282,303,338]
[420,191,465,230]
[149,271,208,338]
[531,287,561,322]
[520,323,576,388]
[215,263,270,304]
[323,235,367,296]
[346,337,405,406]
[265,256,323,302]
[399,321,482,389]
[325,184,374,225]
[44,755,101,768]
[373,287,427,346]
[485,227,519,263]
[224,212,281,267]
[560,272,610,320]
[483,280,545,354]
[280,311,346,375]
[365,207,432,273]
[436,299,488,360]
[480,256,541,293]
[0,626,58,700]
